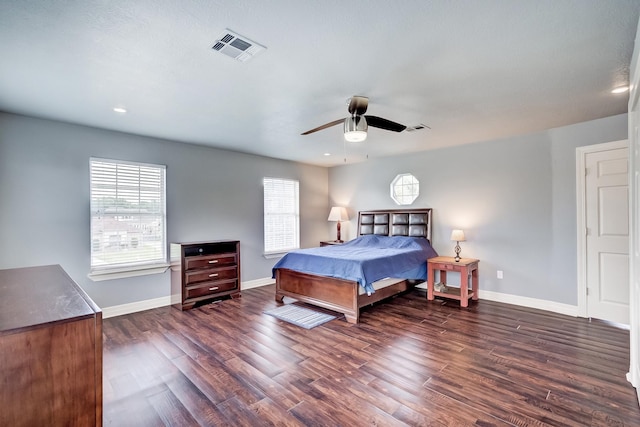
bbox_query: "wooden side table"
[427,256,479,307]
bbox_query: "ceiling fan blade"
[365,115,407,132]
[348,96,368,115]
[301,118,346,135]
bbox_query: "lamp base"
[454,242,461,262]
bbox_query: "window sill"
[263,251,293,259]
[88,263,170,282]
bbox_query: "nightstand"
[427,256,479,307]
[320,240,344,247]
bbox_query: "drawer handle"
[208,273,219,277]
[208,260,219,264]
[209,286,219,291]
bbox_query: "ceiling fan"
[301,96,407,142]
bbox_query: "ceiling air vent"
[211,29,266,62]
[406,123,431,132]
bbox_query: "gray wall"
[328,114,628,305]
[0,111,627,309]
[0,112,328,308]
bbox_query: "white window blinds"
[90,158,167,272]
[263,177,299,254]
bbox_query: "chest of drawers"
[171,240,240,310]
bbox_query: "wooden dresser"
[171,240,241,310]
[0,265,102,427]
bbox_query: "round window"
[390,173,419,205]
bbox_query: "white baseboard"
[478,289,578,317]
[102,278,276,318]
[102,295,173,319]
[415,283,578,317]
[242,277,275,290]
[103,278,577,319]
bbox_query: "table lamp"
[328,207,349,242]
[451,229,466,262]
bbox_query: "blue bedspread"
[272,235,438,295]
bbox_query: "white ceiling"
[0,1,638,167]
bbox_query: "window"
[390,173,419,205]
[263,177,299,255]
[89,158,167,279]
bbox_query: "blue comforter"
[272,235,438,295]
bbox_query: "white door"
[585,146,629,324]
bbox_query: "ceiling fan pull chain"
[343,139,347,163]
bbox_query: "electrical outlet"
[497,270,503,279]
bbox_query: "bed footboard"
[275,269,417,323]
[275,268,360,323]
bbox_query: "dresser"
[0,265,103,427]
[171,240,241,310]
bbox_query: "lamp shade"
[450,229,465,242]
[344,116,367,142]
[328,207,349,222]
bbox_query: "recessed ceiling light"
[324,153,331,156]
[113,107,127,113]
[611,86,629,94]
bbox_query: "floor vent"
[211,29,266,62]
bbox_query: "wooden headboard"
[357,208,432,242]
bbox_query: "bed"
[273,208,435,323]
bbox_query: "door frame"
[628,27,640,396]
[575,139,629,319]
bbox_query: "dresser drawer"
[185,253,237,270]
[432,262,459,272]
[185,265,237,285]
[186,280,238,299]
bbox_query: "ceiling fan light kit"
[301,96,408,140]
[344,116,367,142]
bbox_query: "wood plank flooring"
[103,285,640,426]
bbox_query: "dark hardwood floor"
[103,284,640,426]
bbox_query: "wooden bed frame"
[274,208,432,323]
